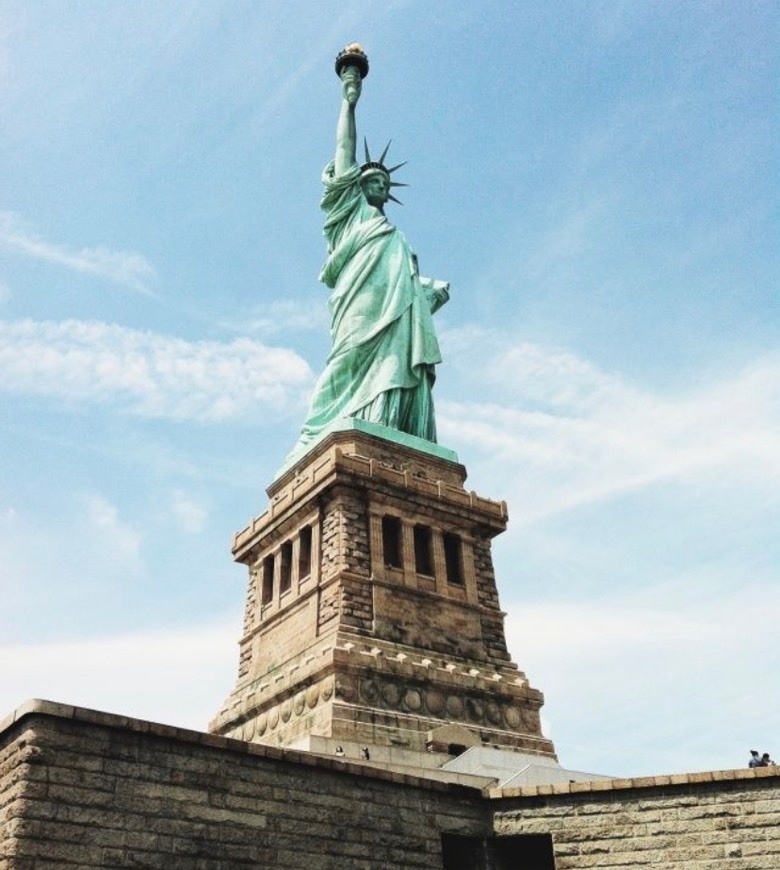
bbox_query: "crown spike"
[360,140,407,201]
[378,140,392,165]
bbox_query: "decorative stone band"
[214,637,553,757]
[233,426,507,564]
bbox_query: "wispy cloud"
[505,578,780,776]
[439,331,780,524]
[0,618,239,731]
[0,211,156,295]
[82,494,141,562]
[0,319,314,421]
[218,296,330,337]
[171,490,208,535]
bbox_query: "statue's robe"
[295,162,448,451]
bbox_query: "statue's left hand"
[420,277,450,314]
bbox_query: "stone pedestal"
[210,426,556,759]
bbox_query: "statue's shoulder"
[321,162,367,227]
[322,161,361,189]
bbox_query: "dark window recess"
[413,524,434,575]
[382,515,403,569]
[298,525,313,579]
[279,541,292,593]
[443,532,464,585]
[261,555,274,605]
[441,833,557,870]
[491,834,557,870]
[441,834,486,870]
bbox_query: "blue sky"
[1,0,777,778]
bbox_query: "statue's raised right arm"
[335,66,361,176]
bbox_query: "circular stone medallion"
[485,702,502,725]
[404,688,423,711]
[426,690,445,716]
[465,698,484,722]
[445,694,463,718]
[281,699,292,722]
[269,707,279,729]
[360,679,379,704]
[293,692,305,716]
[504,706,522,729]
[335,675,355,702]
[257,713,267,736]
[306,685,320,709]
[381,681,402,707]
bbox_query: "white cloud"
[0,318,313,421]
[82,494,141,561]
[0,494,148,627]
[171,490,208,534]
[0,618,239,731]
[219,295,330,337]
[0,211,156,294]
[436,332,780,775]
[439,334,780,524]
[505,579,780,776]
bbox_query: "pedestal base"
[210,428,555,761]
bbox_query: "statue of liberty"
[291,45,450,456]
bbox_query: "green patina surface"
[276,418,459,481]
[288,47,449,465]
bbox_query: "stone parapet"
[3,700,779,869]
[0,700,488,869]
[490,765,780,869]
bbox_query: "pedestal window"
[443,532,464,586]
[382,515,403,569]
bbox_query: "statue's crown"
[360,139,408,204]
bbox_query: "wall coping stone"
[487,763,780,799]
[0,698,482,797]
[7,699,777,804]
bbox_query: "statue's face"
[361,173,389,208]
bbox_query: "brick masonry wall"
[237,568,258,681]
[0,702,487,870]
[340,577,373,633]
[337,493,371,580]
[0,725,31,869]
[491,769,780,869]
[2,701,779,870]
[320,490,371,586]
[319,504,342,585]
[318,580,340,630]
[471,536,511,665]
[472,537,500,611]
[319,489,373,633]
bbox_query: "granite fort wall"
[490,768,780,869]
[0,701,487,869]
[2,700,778,869]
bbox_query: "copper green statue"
[292,44,450,455]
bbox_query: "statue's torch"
[335,43,369,102]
